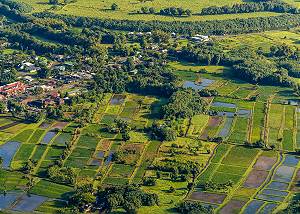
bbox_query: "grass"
[36,200,67,214]
[103,177,129,185]
[221,146,259,168]
[284,105,295,130]
[0,169,27,192]
[251,102,265,143]
[22,0,280,22]
[197,163,219,184]
[187,114,209,136]
[53,132,72,146]
[211,144,231,163]
[216,164,247,175]
[76,135,99,149]
[11,129,34,143]
[282,130,294,151]
[31,145,47,161]
[140,179,188,214]
[13,143,35,161]
[44,146,65,160]
[109,164,135,178]
[28,129,45,144]
[269,104,284,129]
[30,180,73,199]
[228,117,248,144]
[211,172,242,184]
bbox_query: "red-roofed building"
[0,81,26,97]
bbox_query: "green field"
[19,0,282,21]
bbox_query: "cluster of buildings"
[0,81,26,100]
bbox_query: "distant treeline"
[0,0,32,13]
[200,1,299,15]
[34,12,300,35]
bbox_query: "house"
[0,81,26,97]
[191,34,210,42]
[20,62,38,73]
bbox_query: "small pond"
[0,141,21,169]
[183,78,214,90]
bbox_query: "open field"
[18,0,283,21]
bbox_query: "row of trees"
[200,1,298,15]
[159,7,192,17]
[34,12,300,35]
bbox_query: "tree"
[111,3,119,10]
[122,131,130,141]
[0,157,3,168]
[0,102,6,114]
[49,0,59,5]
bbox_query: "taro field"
[1,66,300,212]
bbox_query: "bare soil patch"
[253,156,276,171]
[220,199,247,214]
[189,191,226,204]
[243,170,268,188]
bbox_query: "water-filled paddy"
[243,200,264,214]
[266,181,289,191]
[259,203,277,214]
[12,194,48,212]
[0,141,21,169]
[183,78,214,90]
[218,117,234,138]
[282,155,299,167]
[212,102,236,108]
[0,191,22,209]
[110,94,126,105]
[261,189,288,197]
[41,131,56,144]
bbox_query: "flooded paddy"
[243,200,264,214]
[41,131,57,144]
[218,117,234,138]
[183,78,214,90]
[12,194,48,212]
[110,94,126,105]
[212,102,236,109]
[0,191,23,209]
[0,141,21,169]
[259,203,277,214]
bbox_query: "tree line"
[33,12,300,35]
[200,1,299,15]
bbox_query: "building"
[0,81,26,97]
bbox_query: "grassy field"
[19,0,281,21]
